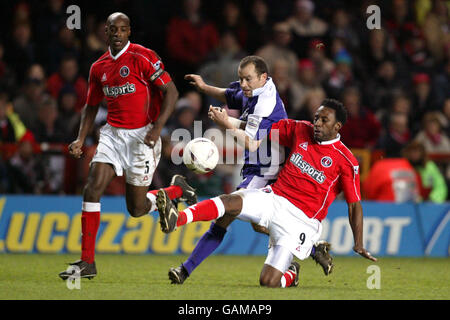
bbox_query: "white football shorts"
[91,123,161,187]
[232,185,322,272]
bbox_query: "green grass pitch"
[0,254,448,300]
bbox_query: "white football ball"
[183,137,219,174]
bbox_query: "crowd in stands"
[0,0,448,202]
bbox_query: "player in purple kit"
[164,56,334,285]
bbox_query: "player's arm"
[208,106,262,152]
[69,104,99,158]
[145,80,179,147]
[185,74,227,103]
[348,201,377,261]
[69,64,102,159]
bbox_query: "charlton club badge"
[120,66,129,77]
[321,156,333,168]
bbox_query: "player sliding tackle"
[167,56,333,286]
[158,99,377,288]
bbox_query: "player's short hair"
[239,56,269,77]
[321,98,347,125]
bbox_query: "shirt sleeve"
[142,49,172,87]
[224,82,244,110]
[86,64,104,106]
[269,119,298,147]
[340,161,362,203]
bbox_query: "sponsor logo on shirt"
[290,153,326,184]
[103,82,136,98]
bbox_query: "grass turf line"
[0,254,448,300]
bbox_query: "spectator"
[285,0,328,57]
[46,55,88,112]
[12,64,49,130]
[295,86,326,122]
[56,85,80,143]
[307,39,334,83]
[271,58,304,117]
[166,0,219,90]
[255,22,299,82]
[410,72,439,133]
[365,59,406,113]
[0,91,27,143]
[377,112,411,158]
[216,0,248,49]
[4,21,36,84]
[442,98,450,137]
[0,43,17,94]
[385,0,417,49]
[433,59,450,108]
[339,86,381,149]
[414,111,450,154]
[31,97,65,143]
[402,140,448,203]
[421,0,450,64]
[198,29,246,106]
[401,25,434,73]
[327,7,359,52]
[246,0,272,54]
[46,26,81,74]
[7,131,45,194]
[324,49,355,98]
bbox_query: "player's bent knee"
[259,274,280,288]
[219,194,242,217]
[126,204,147,218]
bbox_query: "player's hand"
[144,126,160,148]
[68,139,83,158]
[184,74,205,92]
[251,223,269,236]
[353,246,377,262]
[208,105,230,129]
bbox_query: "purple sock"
[310,245,316,256]
[183,222,227,275]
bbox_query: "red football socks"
[177,198,223,227]
[80,202,100,264]
[281,269,296,288]
[148,185,183,199]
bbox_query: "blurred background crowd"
[0,0,448,202]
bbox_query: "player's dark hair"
[321,98,347,125]
[239,56,269,77]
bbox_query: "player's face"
[106,17,130,54]
[238,64,267,97]
[313,106,342,142]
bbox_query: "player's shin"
[177,197,225,227]
[183,222,227,275]
[81,202,101,263]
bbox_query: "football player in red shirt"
[59,13,196,280]
[157,98,377,288]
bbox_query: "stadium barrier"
[0,195,448,257]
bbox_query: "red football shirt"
[269,119,361,221]
[86,42,172,129]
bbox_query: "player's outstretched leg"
[156,192,227,233]
[310,240,334,275]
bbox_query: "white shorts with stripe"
[232,185,322,272]
[91,123,161,186]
